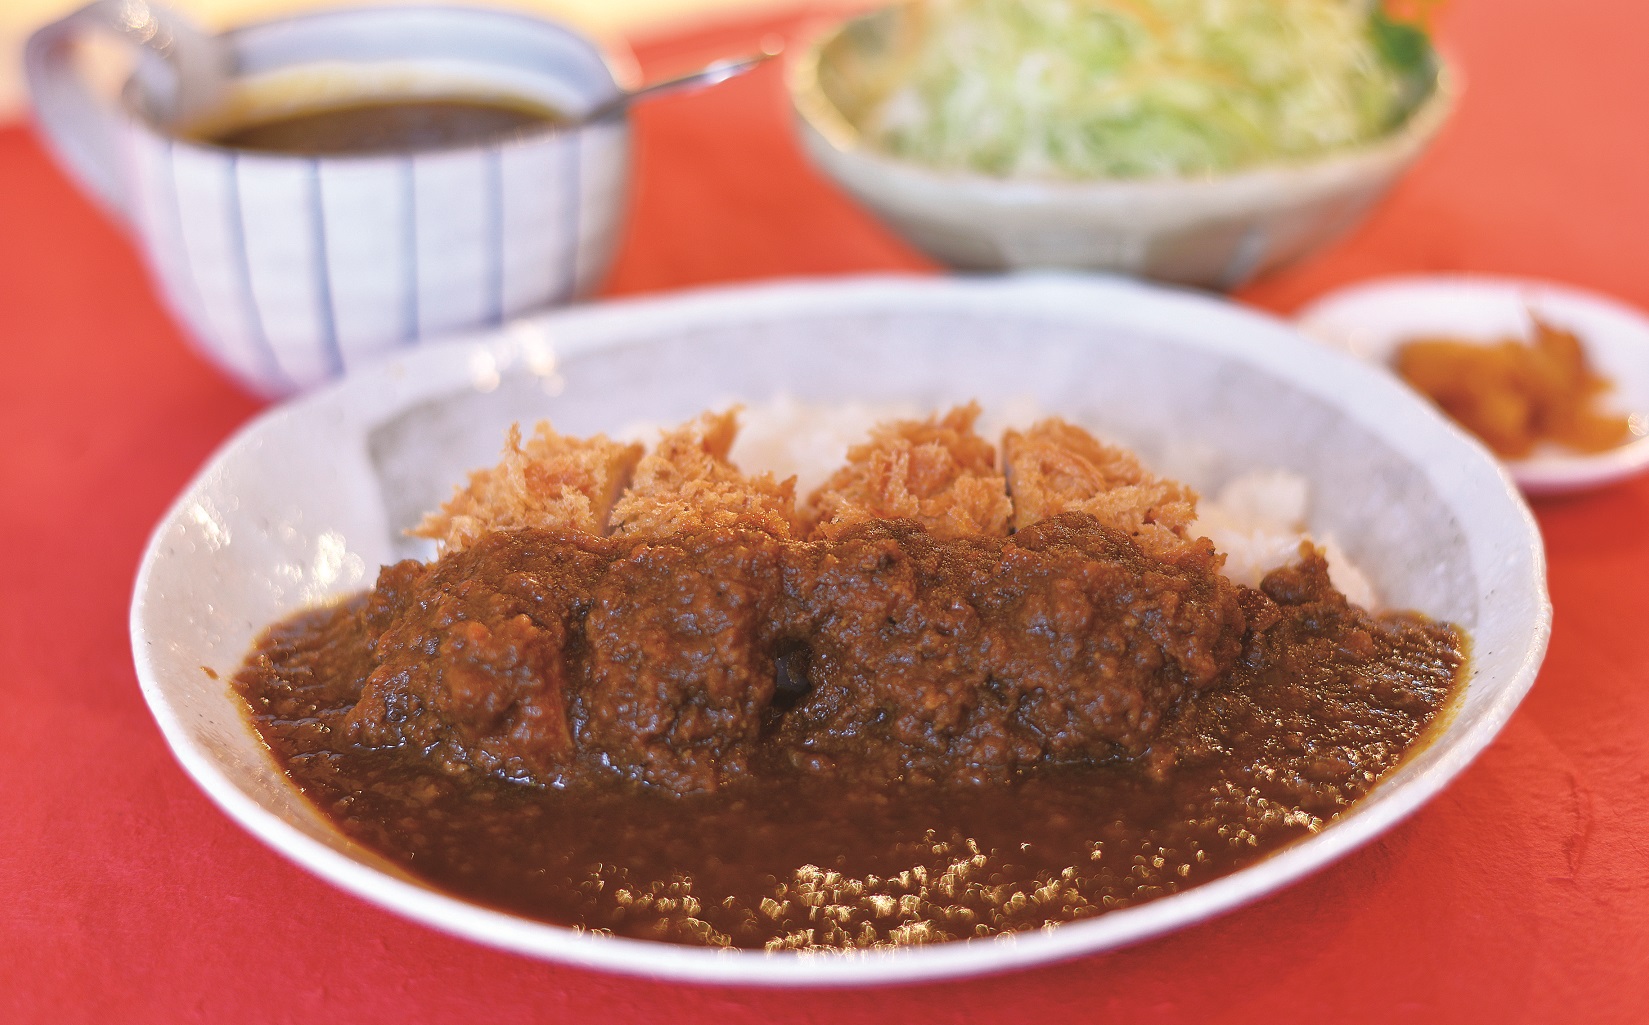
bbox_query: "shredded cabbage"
[826,0,1437,179]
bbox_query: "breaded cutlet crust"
[609,409,799,539]
[412,421,643,553]
[805,402,1013,539]
[1003,418,1199,559]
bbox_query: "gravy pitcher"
[27,1,634,395]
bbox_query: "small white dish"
[131,273,1549,985]
[1297,274,1649,495]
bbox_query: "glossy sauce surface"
[234,519,1465,950]
[199,97,566,155]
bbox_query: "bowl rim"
[216,2,644,92]
[138,3,642,164]
[787,7,1458,198]
[130,272,1550,987]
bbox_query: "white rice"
[1193,471,1377,608]
[626,397,1380,609]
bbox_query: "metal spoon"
[577,42,783,125]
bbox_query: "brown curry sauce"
[234,515,1464,950]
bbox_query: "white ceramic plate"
[1296,274,1649,495]
[131,273,1550,986]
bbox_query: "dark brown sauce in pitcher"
[197,96,566,155]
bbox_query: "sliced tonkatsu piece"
[805,402,1012,539]
[411,421,643,553]
[1003,418,1198,558]
[608,409,799,539]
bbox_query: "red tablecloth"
[4,2,1647,1021]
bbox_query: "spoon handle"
[581,44,782,124]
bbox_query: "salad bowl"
[788,5,1454,289]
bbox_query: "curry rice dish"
[234,404,1465,951]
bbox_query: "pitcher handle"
[24,0,222,220]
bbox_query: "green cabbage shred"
[828,0,1439,179]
